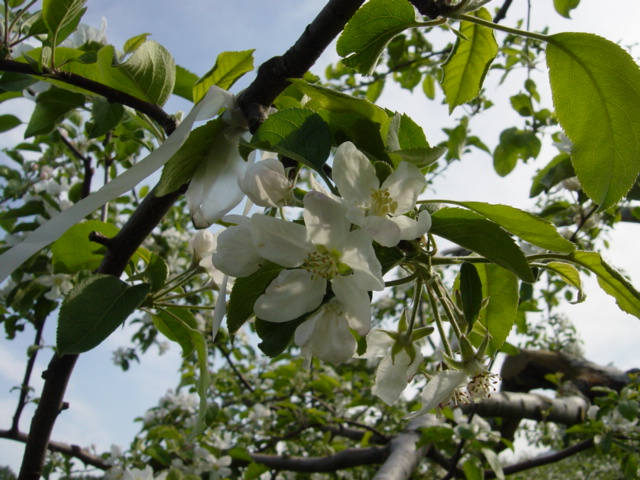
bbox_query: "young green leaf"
[492,127,541,177]
[336,0,420,75]
[173,65,199,101]
[247,108,331,172]
[537,261,584,302]
[430,207,535,282]
[42,0,87,47]
[553,0,580,18]
[187,327,215,440]
[437,200,575,252]
[51,220,119,273]
[57,274,150,354]
[192,50,254,103]
[529,153,574,197]
[547,33,640,210]
[442,8,498,113]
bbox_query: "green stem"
[385,271,419,287]
[407,276,424,334]
[453,12,550,44]
[433,278,464,340]
[426,283,454,358]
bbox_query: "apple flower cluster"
[211,141,431,366]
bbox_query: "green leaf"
[336,0,419,75]
[439,200,575,252]
[156,118,228,196]
[317,110,389,162]
[140,253,169,292]
[385,112,446,167]
[42,0,87,46]
[473,264,519,354]
[459,262,483,330]
[88,97,124,138]
[247,108,331,172]
[187,327,215,440]
[0,114,21,133]
[255,317,307,358]
[546,33,640,210]
[24,88,85,138]
[57,274,150,354]
[290,79,389,125]
[539,261,584,302]
[123,33,151,55]
[173,65,198,101]
[529,153,574,197]
[442,8,498,113]
[152,307,198,356]
[118,40,176,106]
[227,263,282,335]
[492,127,541,177]
[51,220,119,273]
[563,251,640,318]
[192,50,254,103]
[430,208,535,282]
[553,0,580,18]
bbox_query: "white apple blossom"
[294,298,358,365]
[332,142,431,247]
[238,152,293,207]
[408,359,501,418]
[37,272,73,300]
[251,191,384,330]
[362,329,423,405]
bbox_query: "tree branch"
[246,446,388,473]
[0,59,177,135]
[372,415,440,480]
[237,0,366,132]
[493,0,514,23]
[0,429,108,470]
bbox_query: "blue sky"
[2,0,640,473]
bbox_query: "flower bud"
[238,156,292,208]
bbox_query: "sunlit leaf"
[442,8,498,113]
[553,0,580,18]
[430,208,535,282]
[547,33,640,210]
[439,200,575,252]
[337,0,419,75]
[51,220,119,273]
[192,50,254,103]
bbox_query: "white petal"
[211,220,263,277]
[331,275,372,335]
[340,229,384,291]
[254,269,326,322]
[407,370,468,419]
[303,191,351,247]
[382,161,427,214]
[251,215,311,267]
[186,129,248,228]
[359,329,394,358]
[392,210,431,242]
[189,230,217,260]
[332,142,378,206]
[295,300,357,365]
[356,215,402,247]
[373,349,423,405]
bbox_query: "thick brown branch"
[0,59,176,135]
[493,0,514,23]
[238,0,366,132]
[247,446,388,473]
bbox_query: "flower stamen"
[369,188,398,217]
